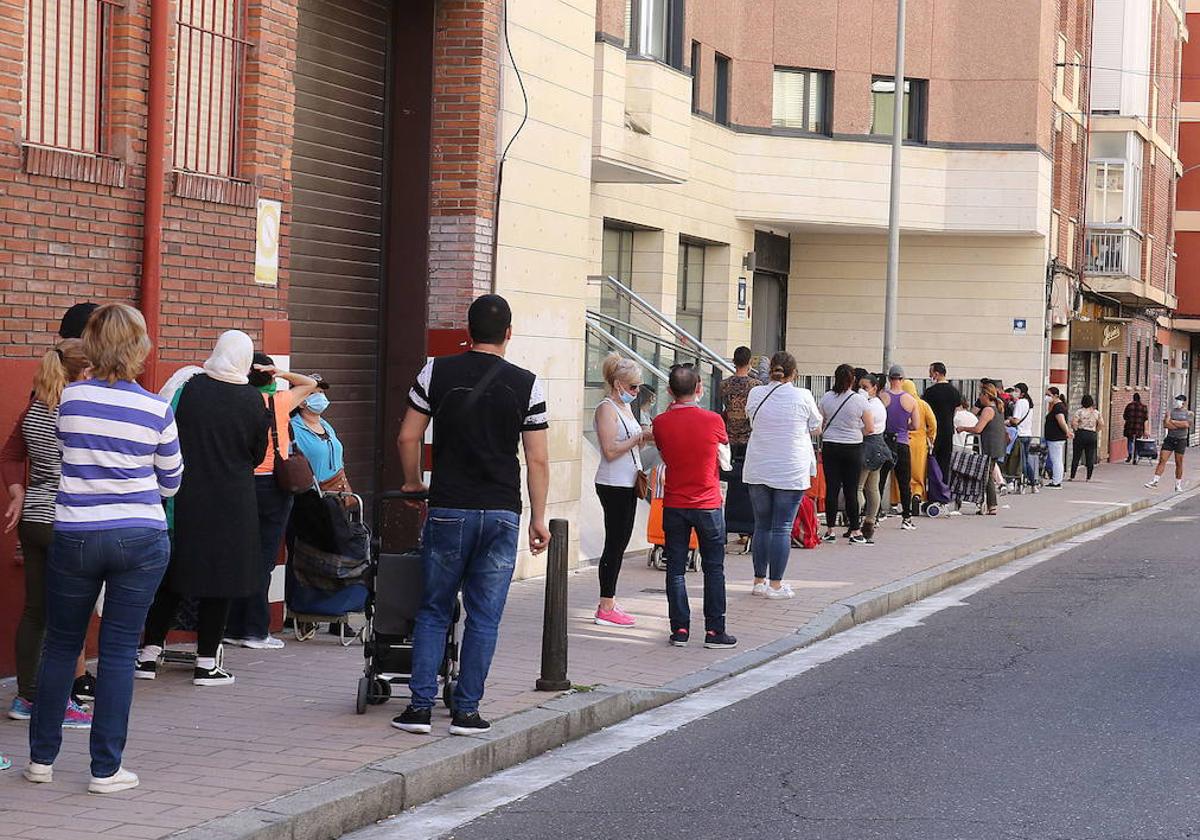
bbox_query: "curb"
[172,491,1176,840]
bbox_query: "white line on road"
[346,491,1197,840]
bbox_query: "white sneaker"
[765,584,795,600]
[1176,480,1184,492]
[221,637,246,647]
[23,762,52,784]
[751,583,768,597]
[240,636,285,650]
[88,767,139,794]
[1145,478,1160,489]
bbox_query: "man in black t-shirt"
[392,295,550,737]
[923,361,961,481]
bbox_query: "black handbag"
[864,433,894,471]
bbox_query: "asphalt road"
[441,494,1200,840]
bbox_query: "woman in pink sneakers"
[592,355,649,628]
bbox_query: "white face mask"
[1176,399,1185,408]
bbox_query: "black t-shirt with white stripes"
[409,351,548,514]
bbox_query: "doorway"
[751,271,787,357]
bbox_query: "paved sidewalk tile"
[0,465,1177,839]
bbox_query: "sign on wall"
[255,198,282,286]
[737,276,747,319]
[1070,320,1125,352]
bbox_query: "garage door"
[289,0,390,499]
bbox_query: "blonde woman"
[25,303,182,794]
[592,355,648,627]
[1,341,94,733]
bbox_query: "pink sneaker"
[62,699,92,731]
[594,606,636,627]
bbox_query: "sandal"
[985,507,998,515]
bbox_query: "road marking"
[347,491,1197,840]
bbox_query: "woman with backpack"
[744,352,822,597]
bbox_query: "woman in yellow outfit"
[901,379,937,505]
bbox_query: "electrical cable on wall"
[490,0,530,292]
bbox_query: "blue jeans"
[31,527,169,778]
[748,485,804,582]
[409,508,520,715]
[663,507,727,634]
[226,476,293,640]
[1017,437,1037,484]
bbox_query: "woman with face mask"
[222,355,319,651]
[590,355,647,628]
[289,380,348,492]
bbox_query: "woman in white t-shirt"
[953,398,979,450]
[744,352,821,599]
[855,373,890,543]
[818,364,875,545]
[592,355,647,628]
[1007,382,1037,487]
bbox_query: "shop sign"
[1071,320,1125,352]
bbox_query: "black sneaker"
[901,518,916,531]
[669,628,690,647]
[134,660,157,681]
[704,631,738,649]
[449,711,492,736]
[391,705,432,734]
[193,665,235,687]
[848,534,868,546]
[73,672,96,702]
[821,532,836,543]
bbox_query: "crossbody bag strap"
[824,391,854,429]
[751,383,787,424]
[267,394,283,458]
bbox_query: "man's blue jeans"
[663,507,727,634]
[409,508,519,715]
[748,485,804,582]
[31,527,169,778]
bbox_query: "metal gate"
[288,0,390,500]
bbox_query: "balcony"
[592,42,691,184]
[1084,228,1173,307]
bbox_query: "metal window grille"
[25,0,117,153]
[173,0,249,177]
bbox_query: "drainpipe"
[140,0,169,389]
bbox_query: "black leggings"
[879,441,913,519]
[823,441,864,532]
[142,591,230,658]
[595,484,638,599]
[1071,429,1098,480]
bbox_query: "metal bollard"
[536,518,571,691]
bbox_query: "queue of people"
[1,303,347,788]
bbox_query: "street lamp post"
[882,0,907,373]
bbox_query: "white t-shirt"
[819,390,870,444]
[1013,397,1034,437]
[863,392,887,433]
[743,382,822,490]
[593,398,642,487]
[953,408,978,449]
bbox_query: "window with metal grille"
[174,0,249,176]
[772,68,830,134]
[25,0,116,153]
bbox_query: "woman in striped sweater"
[23,303,182,795]
[2,339,95,732]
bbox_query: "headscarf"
[158,330,254,404]
[202,330,254,385]
[900,379,918,400]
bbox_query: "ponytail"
[33,338,88,410]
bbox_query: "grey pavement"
[443,493,1200,840]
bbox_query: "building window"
[676,240,705,339]
[1049,211,1061,260]
[626,0,681,67]
[870,77,926,142]
[1135,340,1142,386]
[714,53,731,126]
[601,225,634,328]
[174,0,248,176]
[25,0,114,153]
[1087,161,1127,226]
[1087,133,1142,229]
[1055,35,1067,98]
[772,68,831,134]
[690,41,701,113]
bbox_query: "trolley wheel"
[687,549,699,572]
[368,677,391,706]
[443,680,458,712]
[648,545,664,570]
[925,502,942,518]
[356,676,369,715]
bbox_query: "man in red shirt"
[652,365,737,650]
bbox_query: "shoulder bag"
[270,394,316,494]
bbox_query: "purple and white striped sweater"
[55,378,183,531]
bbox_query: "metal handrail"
[588,275,737,374]
[584,318,671,382]
[587,311,714,366]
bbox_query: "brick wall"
[428,0,501,329]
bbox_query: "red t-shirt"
[652,403,728,509]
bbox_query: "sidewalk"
[0,462,1180,839]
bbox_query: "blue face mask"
[620,391,637,405]
[305,393,330,415]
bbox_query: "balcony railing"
[1084,229,1142,279]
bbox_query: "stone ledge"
[173,170,257,207]
[22,144,127,188]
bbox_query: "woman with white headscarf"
[137,331,269,687]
